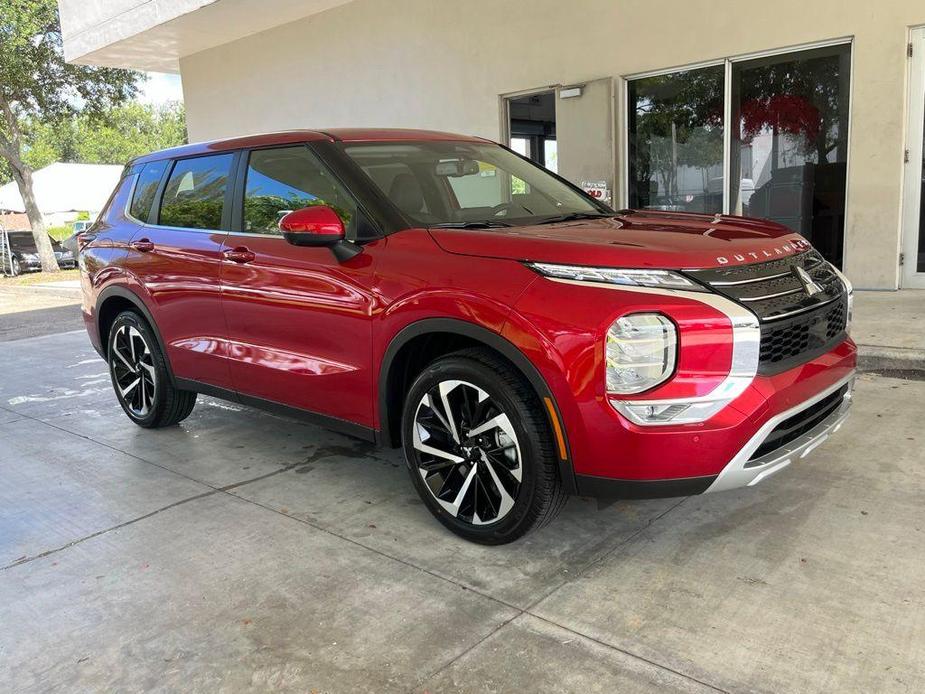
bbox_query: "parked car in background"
[1,231,77,275]
[78,129,856,544]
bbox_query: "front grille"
[685,250,848,375]
[759,298,847,368]
[747,384,849,462]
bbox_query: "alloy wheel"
[110,324,157,418]
[412,379,522,525]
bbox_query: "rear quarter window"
[130,160,169,223]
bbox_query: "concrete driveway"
[0,329,922,693]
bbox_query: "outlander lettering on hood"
[715,238,813,265]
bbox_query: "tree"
[0,0,139,272]
[0,102,188,185]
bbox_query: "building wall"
[179,0,925,289]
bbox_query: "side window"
[130,160,168,222]
[159,154,233,230]
[243,146,357,235]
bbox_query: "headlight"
[527,263,707,291]
[606,313,676,394]
[22,253,39,262]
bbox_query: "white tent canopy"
[0,163,123,219]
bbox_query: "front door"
[903,27,925,288]
[219,145,377,428]
[124,153,236,388]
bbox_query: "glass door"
[625,41,852,269]
[902,27,925,288]
[627,66,725,214]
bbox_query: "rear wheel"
[107,311,197,428]
[10,257,20,276]
[401,348,566,544]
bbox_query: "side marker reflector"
[543,397,568,461]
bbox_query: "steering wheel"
[490,202,520,217]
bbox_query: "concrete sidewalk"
[853,290,925,373]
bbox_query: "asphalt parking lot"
[1,323,923,691]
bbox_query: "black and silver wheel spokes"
[111,325,156,417]
[413,380,522,525]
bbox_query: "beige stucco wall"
[179,0,925,289]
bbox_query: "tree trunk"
[9,160,59,273]
[0,93,59,273]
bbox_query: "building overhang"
[59,0,356,73]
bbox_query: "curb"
[857,344,925,375]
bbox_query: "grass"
[0,268,81,286]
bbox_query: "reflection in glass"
[628,66,724,214]
[159,154,233,230]
[344,141,600,225]
[730,44,851,267]
[243,146,356,234]
[131,160,168,222]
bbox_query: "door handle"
[131,238,154,252]
[223,247,256,264]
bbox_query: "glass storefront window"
[730,44,851,267]
[627,66,725,214]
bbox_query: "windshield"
[341,141,609,227]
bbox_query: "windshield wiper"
[535,212,615,225]
[431,220,513,229]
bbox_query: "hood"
[428,210,812,270]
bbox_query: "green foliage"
[0,0,139,124]
[71,101,187,165]
[47,224,71,242]
[244,194,353,233]
[75,210,89,221]
[0,103,187,183]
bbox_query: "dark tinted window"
[130,160,168,222]
[159,154,233,229]
[243,146,356,235]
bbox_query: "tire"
[401,347,566,544]
[10,257,20,277]
[107,311,197,428]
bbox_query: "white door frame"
[901,26,925,288]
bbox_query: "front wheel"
[107,311,197,428]
[10,257,21,276]
[401,348,566,544]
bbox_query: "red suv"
[79,129,856,543]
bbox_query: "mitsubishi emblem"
[792,265,823,297]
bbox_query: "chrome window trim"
[547,278,760,425]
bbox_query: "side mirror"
[279,206,345,247]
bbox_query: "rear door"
[219,144,377,428]
[123,152,237,389]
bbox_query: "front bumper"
[705,371,854,492]
[572,339,856,497]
